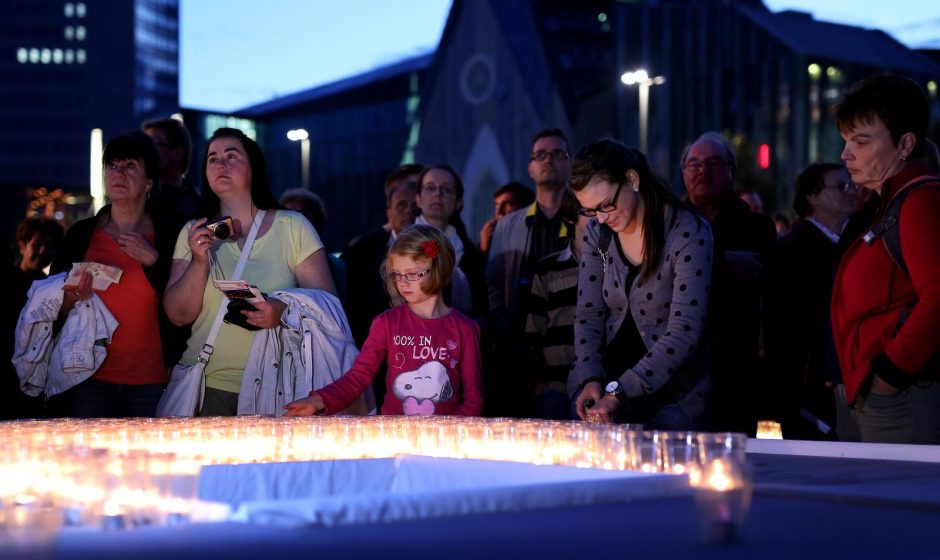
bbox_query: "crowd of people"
[4,73,940,445]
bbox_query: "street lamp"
[620,69,666,154]
[286,128,310,190]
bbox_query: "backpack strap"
[862,176,938,277]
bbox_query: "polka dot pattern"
[571,208,713,419]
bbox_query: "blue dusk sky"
[180,0,940,113]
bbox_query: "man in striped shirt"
[524,190,588,419]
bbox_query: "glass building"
[0,0,179,234]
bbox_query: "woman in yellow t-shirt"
[163,128,337,415]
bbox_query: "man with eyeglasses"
[765,163,861,441]
[681,131,776,434]
[486,128,572,416]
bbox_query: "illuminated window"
[65,49,74,64]
[65,26,74,40]
[29,48,39,63]
[64,3,74,17]
[76,49,86,64]
[597,12,607,23]
[17,48,28,63]
[53,49,64,64]
[928,81,938,98]
[76,26,86,40]
[204,115,258,140]
[76,3,86,17]
[40,49,51,64]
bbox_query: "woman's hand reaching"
[575,380,603,421]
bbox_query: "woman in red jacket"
[831,74,940,444]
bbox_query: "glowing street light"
[620,69,666,154]
[287,128,310,190]
[90,128,104,212]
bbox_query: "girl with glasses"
[567,139,713,429]
[285,224,483,417]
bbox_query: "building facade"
[0,0,179,236]
[227,1,938,248]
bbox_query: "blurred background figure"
[142,117,199,229]
[771,212,791,238]
[681,131,776,434]
[13,217,64,293]
[926,138,940,176]
[414,164,487,318]
[280,188,348,306]
[478,181,535,253]
[4,218,63,419]
[737,189,765,214]
[764,163,859,441]
[143,117,199,367]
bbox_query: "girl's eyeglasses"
[389,269,431,283]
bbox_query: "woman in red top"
[831,74,940,444]
[50,131,174,417]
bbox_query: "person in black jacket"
[764,163,859,440]
[48,131,176,417]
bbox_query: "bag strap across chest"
[862,177,938,277]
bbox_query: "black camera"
[204,216,234,240]
[224,299,262,331]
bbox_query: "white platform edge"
[748,438,940,463]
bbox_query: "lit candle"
[689,458,752,545]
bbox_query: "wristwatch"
[605,380,625,401]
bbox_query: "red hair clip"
[421,240,439,260]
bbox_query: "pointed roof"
[239,52,434,117]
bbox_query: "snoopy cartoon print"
[393,361,454,416]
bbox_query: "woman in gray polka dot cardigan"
[567,139,713,429]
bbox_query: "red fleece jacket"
[832,164,940,403]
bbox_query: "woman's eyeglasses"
[389,269,431,283]
[577,181,624,217]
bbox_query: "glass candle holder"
[688,457,754,545]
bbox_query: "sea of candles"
[0,416,747,536]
